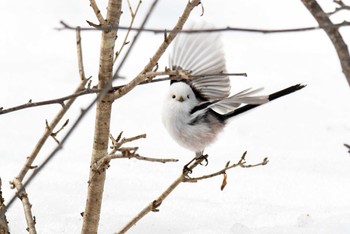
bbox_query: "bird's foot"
[182,153,208,174]
[197,154,208,166]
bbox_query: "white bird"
[162,22,305,155]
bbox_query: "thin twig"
[109,153,178,163]
[89,0,106,25]
[76,27,86,80]
[92,133,177,175]
[58,20,350,34]
[113,0,160,78]
[328,0,350,15]
[0,83,94,115]
[184,152,269,183]
[114,0,142,63]
[109,132,146,154]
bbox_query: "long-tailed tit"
[162,23,305,155]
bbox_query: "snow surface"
[1,0,350,233]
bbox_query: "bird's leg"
[183,157,196,174]
[197,151,209,166]
[183,151,208,174]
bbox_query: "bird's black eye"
[172,95,176,99]
[187,94,190,99]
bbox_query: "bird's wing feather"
[169,22,230,100]
[190,88,269,116]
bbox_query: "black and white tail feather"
[162,22,305,153]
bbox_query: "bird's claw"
[198,154,209,166]
[183,164,193,174]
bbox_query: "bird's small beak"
[177,96,184,102]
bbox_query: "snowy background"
[1,0,350,233]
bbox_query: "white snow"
[1,0,350,233]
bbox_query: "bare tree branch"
[184,152,269,191]
[328,0,350,15]
[113,0,142,63]
[301,0,350,86]
[0,69,247,115]
[116,151,206,234]
[116,151,266,233]
[89,0,106,25]
[76,27,86,80]
[113,0,160,78]
[11,179,37,234]
[58,20,350,34]
[108,152,178,163]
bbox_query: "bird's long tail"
[223,84,306,119]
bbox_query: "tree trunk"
[81,0,122,233]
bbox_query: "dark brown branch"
[302,0,350,86]
[328,0,350,15]
[58,20,350,34]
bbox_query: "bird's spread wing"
[190,88,269,116]
[169,22,230,101]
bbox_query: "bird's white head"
[162,82,198,128]
[166,82,197,108]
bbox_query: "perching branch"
[116,151,266,233]
[58,20,350,34]
[184,151,269,190]
[301,0,350,86]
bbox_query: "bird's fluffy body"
[162,82,225,152]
